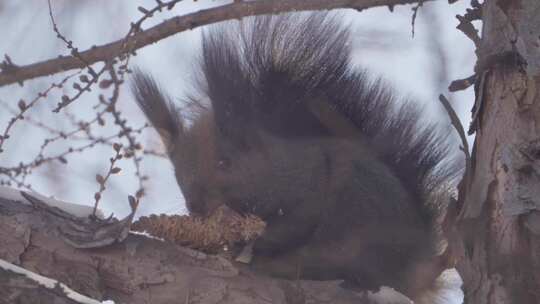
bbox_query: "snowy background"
[0,0,476,219]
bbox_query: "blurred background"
[0,0,476,219]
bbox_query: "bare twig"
[92,144,124,216]
[438,94,471,166]
[455,5,482,47]
[0,120,147,188]
[410,0,424,37]
[0,72,79,153]
[449,74,476,92]
[47,0,93,70]
[103,65,147,205]
[0,0,432,87]
[447,2,482,92]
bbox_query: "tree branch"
[0,186,413,304]
[0,0,430,87]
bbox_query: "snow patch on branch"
[413,269,464,304]
[129,230,165,241]
[0,258,114,304]
[0,185,103,218]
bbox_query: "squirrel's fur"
[131,13,461,303]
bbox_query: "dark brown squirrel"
[131,13,461,302]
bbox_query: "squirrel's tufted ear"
[130,69,184,153]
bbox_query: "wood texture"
[452,0,540,303]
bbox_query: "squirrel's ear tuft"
[130,68,184,151]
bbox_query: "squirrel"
[131,13,462,303]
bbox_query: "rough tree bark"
[451,0,540,303]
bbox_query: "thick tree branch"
[0,0,430,87]
[0,186,414,304]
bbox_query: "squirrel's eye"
[217,158,231,170]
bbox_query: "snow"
[0,185,104,218]
[435,269,464,303]
[0,258,115,304]
[413,268,464,304]
[129,230,165,241]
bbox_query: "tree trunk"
[453,0,540,303]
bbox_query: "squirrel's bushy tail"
[200,12,461,239]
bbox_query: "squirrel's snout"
[184,186,223,217]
